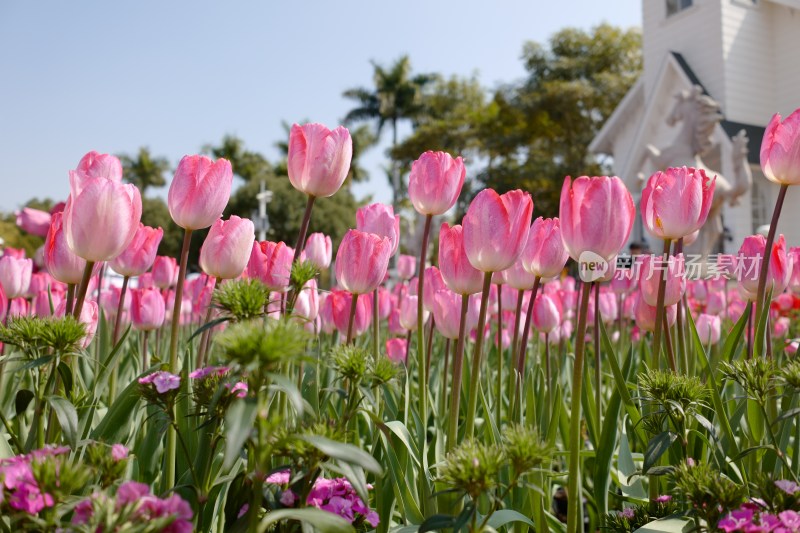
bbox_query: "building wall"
[642,0,725,101]
[772,4,800,117]
[721,0,776,124]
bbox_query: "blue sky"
[0,0,641,212]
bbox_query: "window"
[666,0,693,16]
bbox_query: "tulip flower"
[397,255,416,280]
[376,287,392,320]
[167,155,233,231]
[330,290,372,339]
[407,151,466,216]
[199,216,256,280]
[55,299,99,349]
[356,203,400,257]
[761,109,800,186]
[74,151,123,183]
[304,233,333,270]
[634,296,677,332]
[598,291,618,323]
[774,316,790,338]
[246,241,294,292]
[422,266,446,312]
[110,224,163,278]
[399,295,427,331]
[463,189,533,274]
[131,288,166,332]
[385,338,408,365]
[287,123,353,199]
[532,294,561,334]
[640,167,715,240]
[695,313,722,345]
[432,289,462,340]
[521,217,569,280]
[32,290,63,318]
[0,255,32,299]
[334,230,392,296]
[639,253,687,307]
[294,279,319,322]
[152,256,179,289]
[15,207,51,237]
[737,234,792,301]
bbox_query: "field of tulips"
[1,111,800,533]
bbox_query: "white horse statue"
[642,85,752,258]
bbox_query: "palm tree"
[119,147,169,196]
[203,135,272,183]
[343,55,435,206]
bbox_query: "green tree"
[343,55,435,206]
[119,147,170,195]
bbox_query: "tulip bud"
[304,233,332,270]
[356,203,400,256]
[335,230,392,295]
[15,208,51,237]
[287,123,352,198]
[397,255,417,281]
[0,255,33,299]
[761,109,800,185]
[152,256,179,289]
[168,155,233,230]
[408,151,465,216]
[463,189,533,273]
[199,216,256,280]
[640,167,715,240]
[639,253,687,307]
[110,224,163,278]
[131,288,166,331]
[246,241,294,292]
[386,338,408,364]
[521,217,569,280]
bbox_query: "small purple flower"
[620,508,635,520]
[266,470,291,485]
[72,498,94,525]
[720,508,756,533]
[111,443,129,461]
[117,481,151,506]
[779,511,800,531]
[654,495,672,503]
[140,371,181,394]
[776,480,800,495]
[280,489,298,507]
[238,503,249,518]
[321,496,355,522]
[189,366,229,380]
[228,381,248,398]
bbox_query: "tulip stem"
[196,277,221,369]
[108,275,130,403]
[513,276,541,414]
[372,289,379,363]
[566,280,593,533]
[292,195,316,266]
[345,293,359,344]
[166,227,192,492]
[72,261,95,319]
[495,283,503,424]
[464,271,493,440]
[594,282,601,423]
[755,183,788,355]
[142,330,149,370]
[674,238,687,372]
[65,283,75,316]
[447,294,470,451]
[651,240,671,369]
[416,214,432,425]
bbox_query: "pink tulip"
[246,241,294,292]
[640,167,715,240]
[99,285,131,318]
[432,289,462,340]
[521,217,569,280]
[599,291,618,323]
[0,255,32,299]
[407,151,466,216]
[152,256,179,289]
[689,280,708,303]
[502,260,537,291]
[168,155,233,230]
[422,266,446,312]
[318,293,335,334]
[131,288,165,331]
[761,109,800,185]
[438,223,483,295]
[789,247,800,294]
[532,294,561,334]
[110,224,164,277]
[15,208,51,237]
[28,272,56,296]
[736,234,792,300]
[356,203,400,256]
[400,295,428,331]
[287,123,352,198]
[774,316,790,338]
[33,290,63,317]
[294,279,319,321]
[634,296,677,332]
[330,290,371,338]
[639,253,687,307]
[610,268,635,295]
[705,291,725,316]
[138,272,154,289]
[334,229,392,295]
[386,338,408,364]
[695,313,721,345]
[560,176,635,263]
[304,233,333,270]
[56,299,99,348]
[74,151,123,183]
[63,153,142,262]
[776,292,794,312]
[377,287,393,320]
[397,255,416,280]
[199,216,256,280]
[463,189,534,273]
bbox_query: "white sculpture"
[642,85,752,257]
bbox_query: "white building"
[589,0,800,252]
